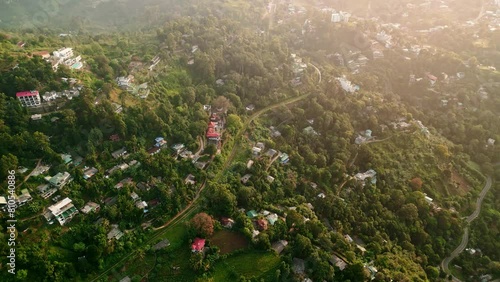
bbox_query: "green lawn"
[158,220,189,249]
[120,252,157,280]
[467,160,481,172]
[148,247,196,281]
[211,250,281,281]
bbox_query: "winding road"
[309,62,321,83]
[441,175,494,281]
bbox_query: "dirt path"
[17,159,42,188]
[152,180,206,231]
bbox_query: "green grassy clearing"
[211,250,281,281]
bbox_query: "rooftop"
[152,239,171,251]
[192,238,205,252]
[48,197,73,215]
[16,90,39,97]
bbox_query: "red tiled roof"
[427,74,437,80]
[34,51,50,55]
[257,219,268,230]
[192,238,205,251]
[109,134,121,141]
[206,128,219,138]
[16,91,39,98]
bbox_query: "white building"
[354,169,377,186]
[16,91,41,107]
[116,75,134,90]
[31,114,42,120]
[43,91,59,102]
[45,197,79,225]
[53,47,74,60]
[487,138,495,146]
[376,31,392,44]
[331,11,351,23]
[336,76,360,93]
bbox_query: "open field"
[210,230,249,254]
[211,250,281,281]
[450,169,471,196]
[147,247,196,281]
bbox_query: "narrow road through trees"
[441,176,493,281]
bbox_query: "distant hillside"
[0,0,190,31]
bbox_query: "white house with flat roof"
[53,47,73,60]
[45,197,79,225]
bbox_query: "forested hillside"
[0,0,499,281]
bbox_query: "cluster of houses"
[336,76,360,93]
[115,74,150,98]
[130,191,148,212]
[409,71,466,87]
[290,53,308,86]
[0,189,33,212]
[147,137,167,156]
[105,159,140,177]
[244,209,281,239]
[42,86,82,102]
[17,87,82,109]
[355,129,373,145]
[17,80,83,108]
[249,141,289,165]
[206,113,223,146]
[41,47,84,71]
[354,169,377,186]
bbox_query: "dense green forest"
[0,0,499,281]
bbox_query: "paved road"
[221,93,311,172]
[441,176,493,281]
[309,62,321,83]
[194,135,205,157]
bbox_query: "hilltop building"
[16,91,41,107]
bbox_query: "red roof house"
[220,217,235,228]
[206,128,220,139]
[109,134,121,142]
[191,238,206,252]
[16,91,39,98]
[256,219,268,231]
[33,51,50,59]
